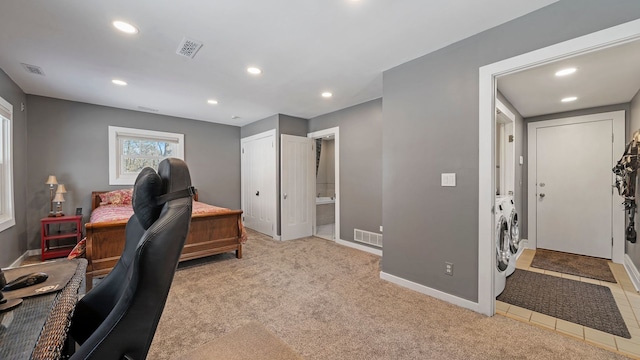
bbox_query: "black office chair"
[69,158,194,360]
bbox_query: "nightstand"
[40,215,83,261]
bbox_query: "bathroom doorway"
[308,127,340,241]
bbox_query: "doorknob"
[539,193,545,198]
[255,191,259,196]
[283,193,288,199]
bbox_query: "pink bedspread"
[90,201,231,223]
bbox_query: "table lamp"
[53,190,66,217]
[45,175,58,217]
[0,268,22,312]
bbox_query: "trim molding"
[380,272,479,313]
[336,238,382,256]
[8,251,27,269]
[624,254,640,292]
[478,18,640,316]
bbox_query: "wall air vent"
[176,37,203,59]
[137,106,159,112]
[21,63,45,76]
[354,229,383,248]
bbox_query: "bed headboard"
[91,189,199,211]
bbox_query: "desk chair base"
[0,298,23,312]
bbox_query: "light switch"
[441,173,456,187]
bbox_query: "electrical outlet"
[445,262,454,276]
[379,225,383,232]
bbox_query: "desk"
[0,259,87,360]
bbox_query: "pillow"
[132,167,163,230]
[67,238,86,259]
[99,189,133,205]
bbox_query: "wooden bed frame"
[84,191,243,289]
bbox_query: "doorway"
[308,127,340,242]
[528,111,625,260]
[478,19,640,316]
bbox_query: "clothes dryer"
[499,196,521,277]
[494,199,511,297]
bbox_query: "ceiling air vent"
[176,37,203,59]
[21,63,45,76]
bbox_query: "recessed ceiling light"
[247,67,262,75]
[322,92,333,98]
[561,96,578,103]
[112,20,139,34]
[207,99,218,105]
[231,115,241,119]
[555,68,576,77]
[112,79,127,86]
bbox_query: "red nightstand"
[40,215,83,261]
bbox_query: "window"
[109,126,184,185]
[0,96,14,233]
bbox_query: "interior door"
[536,119,613,258]
[281,134,314,241]
[241,132,276,236]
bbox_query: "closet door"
[241,130,276,236]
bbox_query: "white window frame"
[0,96,15,233]
[108,126,184,185]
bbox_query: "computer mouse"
[2,272,48,291]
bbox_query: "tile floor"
[497,249,640,359]
[315,223,335,241]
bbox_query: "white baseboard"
[273,234,281,241]
[624,254,640,292]
[8,251,27,269]
[336,238,382,256]
[27,249,41,256]
[380,271,480,313]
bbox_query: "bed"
[84,190,246,289]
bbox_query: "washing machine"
[499,196,521,277]
[494,198,511,297]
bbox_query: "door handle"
[539,193,545,198]
[283,193,288,199]
[255,191,259,196]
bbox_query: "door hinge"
[242,216,245,221]
[612,237,614,246]
[242,147,244,154]
[612,133,614,143]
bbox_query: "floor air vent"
[176,37,203,59]
[354,229,383,248]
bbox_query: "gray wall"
[26,95,241,250]
[626,90,640,267]
[382,0,640,302]
[309,99,382,243]
[0,69,28,267]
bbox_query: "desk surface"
[0,259,87,360]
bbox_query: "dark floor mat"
[530,248,616,283]
[497,269,630,338]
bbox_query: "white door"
[535,119,613,258]
[281,134,314,241]
[241,131,276,236]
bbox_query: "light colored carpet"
[149,229,629,360]
[179,321,303,360]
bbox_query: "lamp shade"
[56,184,67,194]
[46,175,58,185]
[53,193,65,203]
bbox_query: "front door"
[281,134,314,241]
[535,118,613,258]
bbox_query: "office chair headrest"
[132,167,163,230]
[132,158,194,230]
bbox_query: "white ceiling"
[498,40,640,118]
[0,1,557,126]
